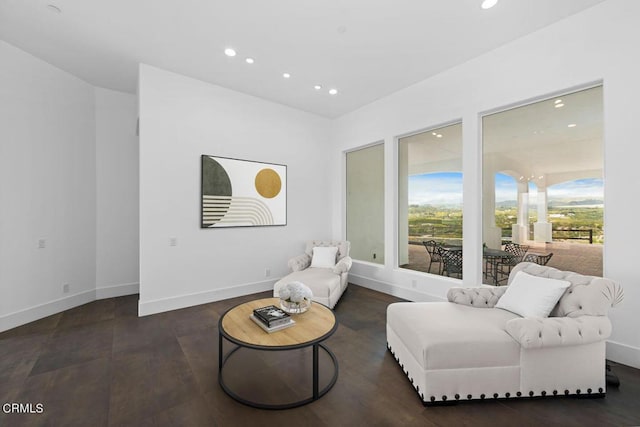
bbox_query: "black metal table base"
[218,338,339,410]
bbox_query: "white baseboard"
[607,340,640,369]
[0,282,141,333]
[137,279,277,316]
[96,282,139,299]
[348,274,444,303]
[0,290,95,333]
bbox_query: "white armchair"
[274,240,352,309]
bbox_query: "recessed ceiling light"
[224,48,236,57]
[554,99,563,104]
[329,88,338,95]
[245,57,254,64]
[314,85,322,90]
[436,134,443,138]
[539,176,544,179]
[283,73,291,79]
[568,123,577,128]
[47,4,62,13]
[481,0,498,9]
[555,103,565,108]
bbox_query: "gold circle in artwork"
[255,168,282,198]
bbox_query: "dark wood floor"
[1,285,639,426]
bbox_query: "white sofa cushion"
[509,263,623,317]
[496,271,570,318]
[387,302,521,370]
[310,246,338,268]
[274,268,340,299]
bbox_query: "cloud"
[548,178,603,199]
[407,173,602,206]
[408,172,462,205]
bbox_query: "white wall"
[0,42,139,331]
[330,0,640,368]
[138,65,332,315]
[95,88,140,298]
[0,41,97,330]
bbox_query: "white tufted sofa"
[386,262,623,405]
[273,240,352,309]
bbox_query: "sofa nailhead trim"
[455,394,460,400]
[467,394,472,400]
[564,390,570,395]
[442,395,447,401]
[541,391,547,396]
[587,388,592,394]
[529,391,534,397]
[493,393,499,399]
[553,390,558,396]
[576,389,581,395]
[480,394,485,400]
[430,396,436,402]
[505,392,510,398]
[516,392,522,397]
[599,387,604,393]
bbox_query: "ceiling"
[0,0,604,118]
[401,86,603,184]
[483,85,603,184]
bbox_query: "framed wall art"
[201,155,287,228]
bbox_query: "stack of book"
[251,305,295,333]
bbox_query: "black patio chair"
[437,246,463,279]
[423,240,443,275]
[495,242,529,284]
[523,252,553,266]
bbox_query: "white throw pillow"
[310,246,338,268]
[495,271,571,318]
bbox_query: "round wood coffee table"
[218,297,339,409]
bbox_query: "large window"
[346,143,384,264]
[482,86,603,284]
[398,123,463,277]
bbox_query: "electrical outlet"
[63,283,70,293]
[411,280,417,288]
[169,237,177,246]
[38,239,46,249]
[265,268,271,277]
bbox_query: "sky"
[408,172,462,206]
[409,172,603,206]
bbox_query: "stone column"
[482,159,502,249]
[512,180,529,243]
[534,184,553,242]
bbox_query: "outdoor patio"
[402,240,603,280]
